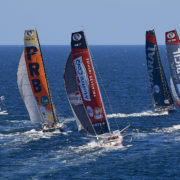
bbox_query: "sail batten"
[146,30,175,111]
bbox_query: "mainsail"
[17,30,59,126]
[165,30,180,108]
[146,30,175,111]
[65,31,110,135]
[64,53,95,134]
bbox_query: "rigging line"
[89,47,127,131]
[91,50,117,132]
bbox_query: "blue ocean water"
[1,45,180,179]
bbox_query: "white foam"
[107,110,168,118]
[153,124,180,134]
[54,138,131,167]
[131,124,180,144]
[0,128,66,146]
[61,110,168,123]
[0,110,8,115]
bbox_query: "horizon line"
[0,44,165,46]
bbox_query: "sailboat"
[17,30,63,132]
[165,30,180,109]
[64,31,128,146]
[145,30,175,113]
[0,96,8,115]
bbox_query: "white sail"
[170,78,180,104]
[17,51,42,124]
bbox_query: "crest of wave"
[107,110,168,118]
[54,139,130,167]
[153,124,180,133]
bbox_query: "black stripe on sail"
[71,31,88,49]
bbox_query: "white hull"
[98,130,123,147]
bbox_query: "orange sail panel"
[24,30,55,124]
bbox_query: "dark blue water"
[1,45,180,179]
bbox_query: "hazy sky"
[1,0,180,45]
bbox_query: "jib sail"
[146,30,174,110]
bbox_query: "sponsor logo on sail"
[147,45,156,86]
[94,121,106,127]
[39,106,49,121]
[68,92,83,105]
[73,33,82,41]
[73,57,91,101]
[94,107,103,119]
[25,30,34,37]
[86,106,93,117]
[172,48,180,76]
[167,32,175,39]
[41,96,49,106]
[153,85,160,94]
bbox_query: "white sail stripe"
[17,51,42,124]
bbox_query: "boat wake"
[132,124,180,144]
[60,110,168,124]
[0,128,69,147]
[153,124,180,134]
[0,111,8,115]
[54,138,132,167]
[107,110,168,118]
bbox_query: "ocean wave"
[0,111,8,115]
[107,110,168,118]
